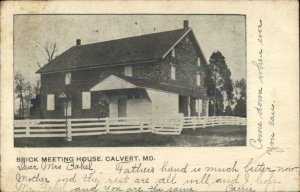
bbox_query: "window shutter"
[65,72,71,85]
[197,74,201,86]
[47,94,55,110]
[171,66,176,80]
[171,48,176,58]
[124,66,133,77]
[82,92,91,109]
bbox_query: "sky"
[14,15,246,84]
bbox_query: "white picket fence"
[14,116,246,140]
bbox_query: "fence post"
[152,116,156,133]
[25,119,30,137]
[140,118,143,132]
[105,118,110,134]
[66,119,72,141]
[179,114,183,133]
[192,117,196,130]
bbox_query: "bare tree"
[37,41,59,68]
[32,80,41,96]
[14,72,31,118]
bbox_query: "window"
[197,57,201,67]
[127,93,147,100]
[197,73,201,86]
[65,72,71,85]
[171,48,175,57]
[127,95,133,100]
[171,66,176,80]
[47,94,55,111]
[134,93,141,99]
[124,66,133,77]
[82,92,91,109]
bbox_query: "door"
[118,98,127,117]
[64,101,72,117]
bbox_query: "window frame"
[82,92,91,109]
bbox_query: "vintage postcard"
[1,1,299,192]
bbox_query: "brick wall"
[40,33,208,118]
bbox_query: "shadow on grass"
[14,125,246,147]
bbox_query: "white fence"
[183,116,246,129]
[14,116,246,140]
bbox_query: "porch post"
[187,96,191,117]
[198,99,201,117]
[66,119,72,141]
[206,100,209,116]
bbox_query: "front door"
[64,101,72,117]
[118,98,126,117]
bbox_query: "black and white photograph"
[2,1,299,191]
[13,15,246,147]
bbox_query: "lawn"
[14,125,246,147]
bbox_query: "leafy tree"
[30,80,42,118]
[233,78,246,117]
[205,51,233,116]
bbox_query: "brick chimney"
[183,20,189,28]
[76,39,81,46]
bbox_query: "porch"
[89,75,209,118]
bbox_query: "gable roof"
[90,75,208,99]
[90,75,137,91]
[37,28,193,74]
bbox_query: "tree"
[97,93,110,118]
[37,41,59,68]
[206,51,233,116]
[14,72,32,118]
[32,80,41,96]
[30,80,42,118]
[233,78,246,117]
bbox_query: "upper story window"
[124,66,133,77]
[47,94,55,111]
[82,92,91,109]
[197,73,201,86]
[171,48,176,58]
[197,57,201,67]
[171,66,176,80]
[65,72,71,85]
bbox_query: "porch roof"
[90,75,208,99]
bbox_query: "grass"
[14,125,246,147]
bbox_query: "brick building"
[37,20,209,119]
